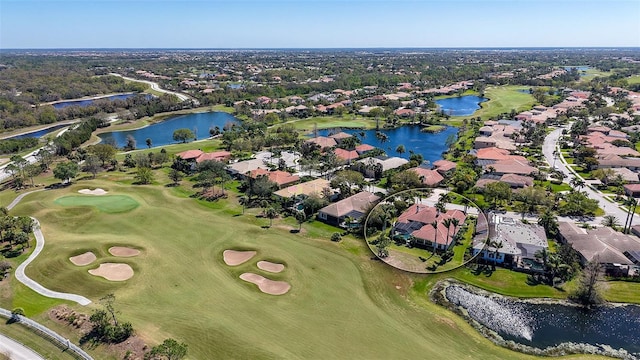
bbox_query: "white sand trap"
[257,261,285,273]
[89,263,134,281]
[109,246,140,257]
[78,188,108,195]
[223,250,256,266]
[239,273,290,295]
[69,252,96,266]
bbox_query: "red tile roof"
[176,149,204,160]
[248,168,300,187]
[195,151,232,163]
[355,144,376,153]
[334,148,360,161]
[410,167,444,186]
[432,160,457,173]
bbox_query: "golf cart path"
[0,332,46,360]
[8,189,92,306]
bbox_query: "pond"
[435,95,487,116]
[316,125,457,163]
[7,123,69,140]
[444,284,640,358]
[98,111,239,148]
[52,93,150,109]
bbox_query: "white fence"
[0,308,93,360]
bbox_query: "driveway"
[543,127,638,226]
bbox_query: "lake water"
[98,111,239,148]
[52,93,149,109]
[435,95,487,116]
[317,125,457,163]
[8,123,69,140]
[445,285,640,357]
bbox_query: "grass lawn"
[451,85,535,121]
[285,114,378,131]
[54,195,140,213]
[0,321,78,360]
[7,177,559,360]
[2,166,630,360]
[604,280,640,304]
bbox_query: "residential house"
[472,213,548,270]
[329,132,353,144]
[597,154,640,170]
[409,167,445,187]
[274,178,332,200]
[624,184,640,198]
[432,160,457,175]
[355,144,376,155]
[558,222,640,276]
[356,156,408,177]
[306,136,337,150]
[247,168,299,189]
[317,191,380,227]
[394,204,467,251]
[334,148,359,163]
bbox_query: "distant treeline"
[53,117,109,155]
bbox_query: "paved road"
[8,190,92,306]
[0,333,46,360]
[109,73,195,103]
[543,127,638,227]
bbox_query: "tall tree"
[53,161,79,184]
[571,257,604,306]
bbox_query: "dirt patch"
[78,188,108,195]
[257,261,285,273]
[223,250,256,266]
[89,263,134,281]
[69,252,97,266]
[49,305,148,359]
[108,246,140,257]
[239,273,290,295]
[435,315,458,329]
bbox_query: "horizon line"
[2,46,640,51]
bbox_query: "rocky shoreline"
[430,279,638,360]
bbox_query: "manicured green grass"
[604,280,640,304]
[53,195,139,213]
[10,180,554,360]
[286,115,378,131]
[4,170,627,360]
[453,86,535,121]
[0,321,78,360]
[421,125,446,133]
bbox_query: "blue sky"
[1,0,639,48]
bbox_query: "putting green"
[54,195,139,213]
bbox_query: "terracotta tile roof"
[306,136,337,149]
[499,174,534,187]
[396,204,466,245]
[334,148,360,161]
[329,132,353,140]
[248,168,299,187]
[432,160,457,173]
[355,144,376,153]
[489,159,537,175]
[195,151,232,163]
[410,167,444,186]
[176,149,204,160]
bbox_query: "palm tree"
[601,215,620,229]
[538,208,559,237]
[295,211,306,231]
[490,240,503,269]
[239,195,249,214]
[430,221,439,253]
[450,218,460,245]
[265,207,278,227]
[395,145,406,157]
[570,177,585,190]
[442,218,453,249]
[623,196,638,234]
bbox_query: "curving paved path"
[8,190,92,306]
[109,73,195,103]
[0,333,46,360]
[543,127,638,227]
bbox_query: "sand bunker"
[239,273,290,295]
[78,188,108,195]
[89,263,134,281]
[69,252,96,266]
[257,261,285,273]
[109,246,140,257]
[223,250,256,266]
